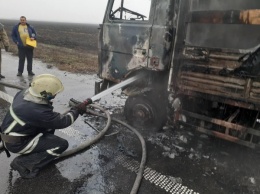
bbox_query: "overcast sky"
[0,0,108,24]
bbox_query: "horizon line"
[0,18,100,25]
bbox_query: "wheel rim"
[125,96,158,128]
[132,103,155,124]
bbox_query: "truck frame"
[96,0,260,148]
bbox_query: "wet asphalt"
[0,51,260,194]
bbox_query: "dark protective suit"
[0,89,79,178]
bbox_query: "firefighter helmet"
[29,74,64,99]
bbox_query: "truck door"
[99,0,153,82]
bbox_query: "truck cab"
[98,0,173,82]
[97,0,260,148]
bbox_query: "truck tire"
[124,95,166,131]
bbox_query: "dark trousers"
[18,46,34,73]
[10,133,68,174]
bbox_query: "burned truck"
[96,0,260,148]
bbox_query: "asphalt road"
[0,52,260,194]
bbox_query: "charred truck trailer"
[96,0,260,148]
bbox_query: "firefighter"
[0,74,92,178]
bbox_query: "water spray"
[91,73,143,102]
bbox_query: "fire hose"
[0,81,147,194]
[0,80,26,90]
[87,108,147,194]
[66,98,147,194]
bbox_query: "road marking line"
[115,154,199,194]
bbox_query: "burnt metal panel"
[187,10,260,25]
[101,23,152,81]
[99,0,155,82]
[148,0,176,70]
[185,1,260,49]
[186,23,260,49]
[190,0,260,10]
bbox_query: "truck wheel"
[124,95,166,130]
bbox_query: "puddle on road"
[56,147,106,193]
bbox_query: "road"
[0,52,260,194]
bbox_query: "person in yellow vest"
[11,16,37,77]
[0,23,10,79]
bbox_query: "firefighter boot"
[10,152,56,179]
[234,46,260,78]
[10,156,39,179]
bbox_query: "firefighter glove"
[76,98,92,115]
